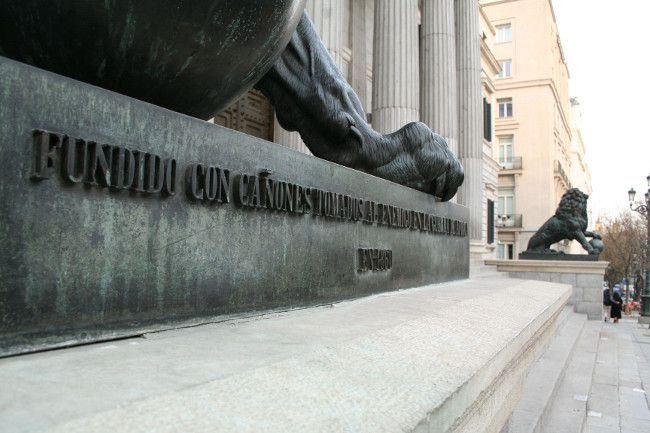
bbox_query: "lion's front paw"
[417,126,464,201]
[429,159,464,202]
[360,122,465,200]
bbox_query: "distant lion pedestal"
[485,259,609,320]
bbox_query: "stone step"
[0,277,572,433]
[538,320,602,433]
[502,307,587,433]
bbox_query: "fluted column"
[350,0,368,107]
[273,117,311,155]
[305,0,347,71]
[274,1,346,153]
[371,0,420,134]
[420,0,458,157]
[455,0,483,241]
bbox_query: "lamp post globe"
[629,187,637,205]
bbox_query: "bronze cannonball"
[0,0,305,119]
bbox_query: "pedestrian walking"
[610,286,623,323]
[602,285,612,322]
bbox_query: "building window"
[496,24,512,43]
[497,243,515,260]
[498,60,512,78]
[498,135,514,165]
[483,98,492,142]
[498,98,513,118]
[498,190,514,216]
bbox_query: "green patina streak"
[118,6,137,57]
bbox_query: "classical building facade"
[481,0,592,259]
[216,0,502,264]
[568,99,594,254]
[479,7,502,260]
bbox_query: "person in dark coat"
[602,285,612,322]
[610,287,623,323]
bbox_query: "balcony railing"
[495,214,523,228]
[554,160,572,189]
[499,156,522,170]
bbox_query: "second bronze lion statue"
[525,188,602,255]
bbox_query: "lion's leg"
[584,230,601,240]
[254,12,464,201]
[575,231,595,254]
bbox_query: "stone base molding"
[486,259,609,320]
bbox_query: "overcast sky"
[552,0,650,220]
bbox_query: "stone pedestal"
[486,260,609,320]
[0,57,470,357]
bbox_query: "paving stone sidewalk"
[585,317,650,433]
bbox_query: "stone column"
[274,0,346,153]
[455,0,483,242]
[420,0,458,157]
[350,0,368,108]
[371,0,420,134]
[272,118,311,154]
[305,0,347,71]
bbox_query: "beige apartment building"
[481,0,592,259]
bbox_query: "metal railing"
[499,156,522,170]
[495,214,523,228]
[554,160,572,189]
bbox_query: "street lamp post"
[628,173,650,320]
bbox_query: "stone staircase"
[501,307,591,433]
[502,312,650,433]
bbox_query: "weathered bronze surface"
[521,188,603,259]
[0,0,305,119]
[256,14,464,200]
[0,2,463,199]
[0,57,470,357]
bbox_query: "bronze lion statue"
[0,2,464,201]
[525,188,602,255]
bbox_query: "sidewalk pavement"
[585,315,650,433]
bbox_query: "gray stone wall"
[508,271,604,320]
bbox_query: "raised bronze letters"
[32,130,178,195]
[358,249,392,272]
[30,129,468,238]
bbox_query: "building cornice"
[483,152,502,174]
[479,4,496,35]
[494,119,520,130]
[571,127,586,155]
[482,72,497,93]
[479,0,519,7]
[481,37,501,75]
